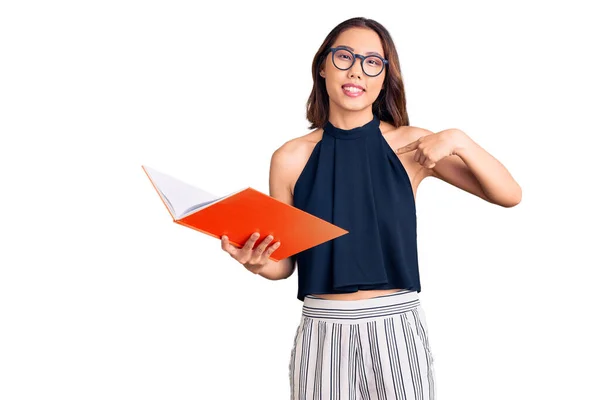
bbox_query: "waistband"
[302,289,420,322]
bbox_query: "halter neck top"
[292,115,421,301]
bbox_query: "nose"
[347,58,363,78]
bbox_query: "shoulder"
[381,123,435,156]
[271,129,321,169]
[269,129,323,196]
[383,122,433,143]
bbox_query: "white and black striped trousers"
[289,289,436,400]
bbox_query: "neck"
[327,107,375,130]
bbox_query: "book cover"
[142,165,348,261]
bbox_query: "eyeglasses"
[326,46,388,77]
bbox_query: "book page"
[180,195,228,217]
[179,187,249,218]
[143,166,219,220]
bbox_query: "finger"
[253,235,274,256]
[221,235,238,257]
[242,231,261,252]
[263,241,281,258]
[395,140,419,155]
[414,149,421,163]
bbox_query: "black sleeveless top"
[292,115,421,301]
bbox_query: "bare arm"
[257,144,297,280]
[428,129,522,207]
[397,127,521,208]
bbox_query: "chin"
[340,98,372,111]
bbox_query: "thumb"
[395,139,419,155]
[221,235,239,257]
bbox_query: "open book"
[142,165,348,261]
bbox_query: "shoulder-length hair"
[306,17,409,129]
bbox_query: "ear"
[319,69,325,78]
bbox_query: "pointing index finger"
[395,140,419,155]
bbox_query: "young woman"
[221,17,521,400]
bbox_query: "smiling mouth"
[342,86,365,97]
[342,86,364,93]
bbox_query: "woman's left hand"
[395,129,469,169]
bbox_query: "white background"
[1,1,598,399]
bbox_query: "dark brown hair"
[306,17,409,129]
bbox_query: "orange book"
[142,165,348,261]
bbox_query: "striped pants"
[289,289,436,400]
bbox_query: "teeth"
[343,86,363,93]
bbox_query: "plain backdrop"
[1,1,598,399]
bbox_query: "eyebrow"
[337,45,384,58]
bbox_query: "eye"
[334,49,353,61]
[366,58,383,67]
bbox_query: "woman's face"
[320,27,386,113]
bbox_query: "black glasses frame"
[326,46,389,77]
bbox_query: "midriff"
[309,288,405,301]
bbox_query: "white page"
[178,186,250,218]
[143,166,219,220]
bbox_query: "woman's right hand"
[221,231,281,274]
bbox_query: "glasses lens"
[364,56,384,76]
[332,49,354,70]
